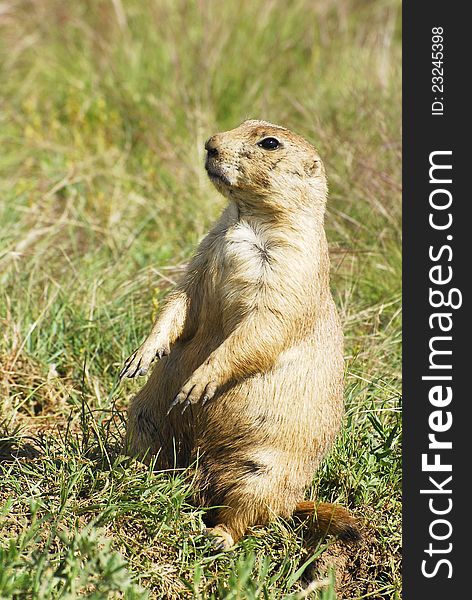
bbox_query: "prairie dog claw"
[120,340,169,379]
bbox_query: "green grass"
[0,0,401,598]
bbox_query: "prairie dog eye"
[257,137,281,150]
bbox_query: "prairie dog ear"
[304,159,323,177]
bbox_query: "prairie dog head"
[204,120,327,213]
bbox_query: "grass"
[0,0,401,598]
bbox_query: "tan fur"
[120,119,359,547]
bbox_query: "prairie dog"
[121,119,359,548]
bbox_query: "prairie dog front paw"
[120,338,170,379]
[168,363,219,413]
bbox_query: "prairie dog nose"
[205,135,220,158]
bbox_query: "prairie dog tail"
[294,501,361,543]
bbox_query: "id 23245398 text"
[431,26,444,116]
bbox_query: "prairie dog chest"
[221,221,272,284]
[208,221,274,321]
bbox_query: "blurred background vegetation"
[0,1,401,598]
